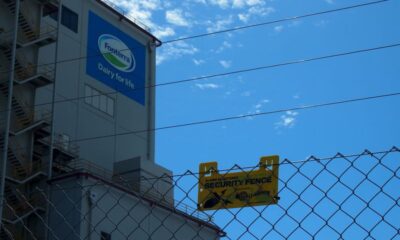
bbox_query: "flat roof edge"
[95,0,162,47]
[49,171,226,236]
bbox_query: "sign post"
[198,156,279,211]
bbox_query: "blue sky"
[121,0,400,170]
[106,0,400,238]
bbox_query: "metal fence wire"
[1,146,399,240]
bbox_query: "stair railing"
[15,62,35,80]
[0,23,57,47]
[13,98,34,129]
[37,63,56,82]
[3,189,46,221]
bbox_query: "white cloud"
[193,58,205,65]
[276,111,299,128]
[253,99,269,109]
[153,27,175,38]
[325,0,334,4]
[245,97,268,120]
[193,0,207,4]
[238,6,275,23]
[281,116,295,127]
[157,41,198,65]
[274,25,284,32]
[248,6,274,16]
[209,0,230,8]
[238,13,249,22]
[206,16,233,32]
[219,60,232,68]
[140,0,161,10]
[206,0,265,9]
[106,0,157,29]
[216,40,232,53]
[166,9,190,26]
[195,83,221,89]
[245,98,269,120]
[232,0,246,8]
[105,0,178,41]
[286,111,298,116]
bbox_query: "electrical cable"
[5,91,398,149]
[163,0,389,43]
[1,42,399,114]
[0,0,390,74]
[2,92,399,175]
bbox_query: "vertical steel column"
[45,2,62,239]
[48,0,63,179]
[0,0,21,223]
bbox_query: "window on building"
[61,6,78,33]
[43,5,79,33]
[100,232,111,240]
[85,85,115,117]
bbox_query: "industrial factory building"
[0,0,223,239]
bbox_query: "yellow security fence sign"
[198,156,279,211]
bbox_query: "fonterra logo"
[98,34,135,72]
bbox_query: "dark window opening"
[101,231,111,240]
[43,5,78,33]
[61,5,78,33]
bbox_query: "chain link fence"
[1,146,399,239]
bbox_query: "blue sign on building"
[86,11,146,105]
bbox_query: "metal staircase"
[3,184,45,225]
[7,148,28,179]
[0,83,32,128]
[0,46,33,81]
[0,46,55,88]
[3,0,37,42]
[4,185,21,210]
[0,0,60,237]
[0,0,56,87]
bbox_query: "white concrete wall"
[49,176,221,240]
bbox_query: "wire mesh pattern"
[1,147,399,239]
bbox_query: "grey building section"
[0,0,222,239]
[48,173,223,240]
[37,0,159,170]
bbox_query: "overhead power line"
[42,92,400,144]
[0,42,399,114]
[0,0,390,75]
[163,0,389,43]
[6,91,400,153]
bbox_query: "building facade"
[0,0,223,239]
